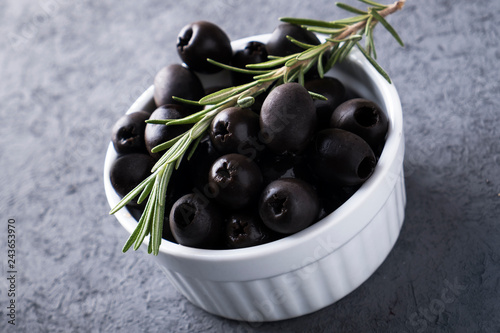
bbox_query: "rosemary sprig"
[109,0,406,255]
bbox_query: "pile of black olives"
[109,21,389,250]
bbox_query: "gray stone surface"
[1,0,499,332]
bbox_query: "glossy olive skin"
[231,41,268,85]
[208,153,263,210]
[144,104,192,160]
[109,153,156,207]
[259,178,320,234]
[304,77,346,128]
[177,21,232,74]
[169,193,223,249]
[330,98,388,156]
[209,107,261,157]
[153,64,205,109]
[309,128,376,186]
[266,23,321,57]
[111,111,150,154]
[225,211,273,249]
[260,82,317,155]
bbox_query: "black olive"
[209,107,262,158]
[177,21,232,74]
[259,178,320,234]
[260,82,316,155]
[153,64,205,109]
[225,211,273,249]
[109,153,156,207]
[315,183,361,220]
[159,162,195,244]
[231,41,268,85]
[162,216,176,243]
[309,128,376,186]
[256,149,309,186]
[266,23,321,57]
[304,76,346,129]
[187,134,221,192]
[111,111,150,154]
[330,98,388,156]
[208,153,263,210]
[144,104,192,160]
[248,91,268,114]
[169,193,223,249]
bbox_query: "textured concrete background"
[1,0,499,332]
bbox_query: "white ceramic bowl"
[104,34,406,322]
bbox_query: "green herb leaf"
[357,0,387,10]
[297,45,324,60]
[246,54,296,69]
[356,42,391,83]
[187,135,203,161]
[189,117,212,140]
[317,49,325,78]
[151,133,185,153]
[286,36,316,50]
[137,180,154,205]
[199,81,258,105]
[237,96,255,108]
[285,57,298,67]
[304,26,345,35]
[370,8,405,47]
[146,111,205,125]
[150,164,173,255]
[309,91,328,100]
[162,136,193,166]
[162,116,204,127]
[368,27,377,58]
[332,14,370,25]
[364,16,373,36]
[253,71,281,82]
[339,40,356,63]
[284,66,300,83]
[279,17,346,29]
[122,216,145,252]
[335,2,368,15]
[302,57,317,75]
[174,152,184,170]
[326,34,363,44]
[151,135,189,172]
[171,96,201,106]
[324,43,340,72]
[109,173,156,215]
[133,192,155,250]
[298,66,305,86]
[206,58,269,75]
